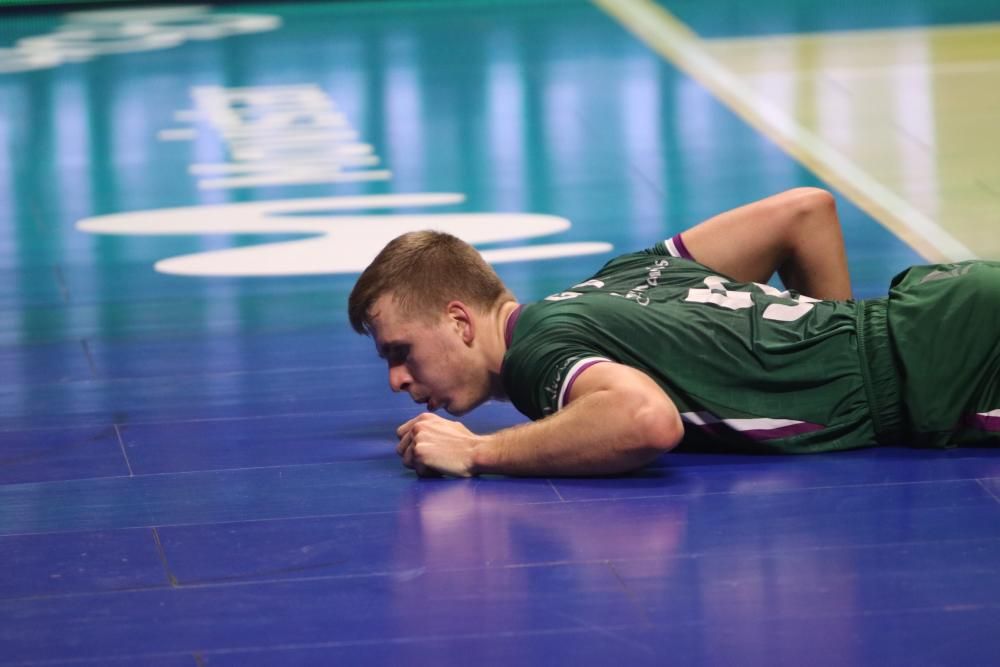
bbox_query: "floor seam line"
[150,527,181,588]
[113,424,135,477]
[976,478,1000,505]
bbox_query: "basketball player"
[348,188,1000,477]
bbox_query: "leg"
[679,188,852,300]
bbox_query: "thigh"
[888,261,1000,447]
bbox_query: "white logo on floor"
[75,84,613,277]
[77,194,611,276]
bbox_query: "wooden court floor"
[1,0,999,664]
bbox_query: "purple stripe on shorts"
[740,421,826,441]
[965,412,1000,432]
[561,359,607,407]
[671,233,694,260]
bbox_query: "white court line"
[594,0,977,262]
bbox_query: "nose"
[388,364,412,393]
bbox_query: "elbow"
[790,187,839,236]
[789,186,837,219]
[630,396,683,455]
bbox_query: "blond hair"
[348,231,513,334]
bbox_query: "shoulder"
[501,303,610,419]
[505,301,590,354]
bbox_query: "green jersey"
[501,239,1000,453]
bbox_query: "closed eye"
[385,344,410,366]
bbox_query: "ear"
[446,301,475,345]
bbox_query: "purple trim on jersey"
[504,304,525,348]
[965,412,1000,432]
[562,359,608,407]
[740,422,826,441]
[670,233,694,260]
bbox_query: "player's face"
[368,294,488,416]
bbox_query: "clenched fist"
[396,413,484,477]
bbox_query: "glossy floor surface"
[2,1,1000,665]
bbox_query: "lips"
[413,395,435,410]
[413,394,447,412]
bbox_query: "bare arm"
[680,187,852,300]
[396,362,682,477]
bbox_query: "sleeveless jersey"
[501,241,880,453]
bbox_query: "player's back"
[503,247,879,453]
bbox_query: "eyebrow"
[376,340,405,359]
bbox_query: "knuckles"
[396,412,436,437]
[412,442,430,464]
[410,414,440,436]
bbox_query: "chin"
[445,394,489,417]
[444,404,466,417]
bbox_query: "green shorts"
[884,260,1000,447]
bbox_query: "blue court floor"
[1,1,1000,665]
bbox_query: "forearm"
[473,391,680,476]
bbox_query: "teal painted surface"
[0,0,921,349]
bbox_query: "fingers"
[399,432,442,476]
[396,414,430,468]
[396,418,415,439]
[396,411,437,438]
[396,429,417,469]
[395,413,464,477]
[401,436,435,475]
[395,429,411,457]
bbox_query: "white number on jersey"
[685,276,819,323]
[545,291,584,302]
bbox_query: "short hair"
[348,231,513,335]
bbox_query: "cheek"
[415,349,465,392]
[409,354,447,388]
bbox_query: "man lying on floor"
[348,188,1000,477]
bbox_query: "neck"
[485,299,520,397]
